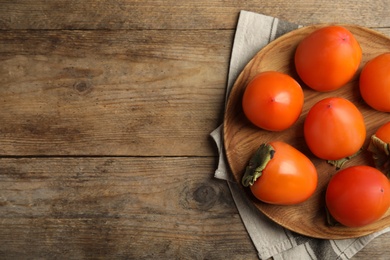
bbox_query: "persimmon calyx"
[242,143,275,187]
[367,134,390,178]
[325,206,339,227]
[327,149,361,170]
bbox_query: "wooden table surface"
[0,1,389,259]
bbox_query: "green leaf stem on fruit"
[242,143,275,187]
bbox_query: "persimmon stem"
[242,143,275,187]
[367,134,390,178]
[327,149,361,169]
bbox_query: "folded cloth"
[210,10,390,260]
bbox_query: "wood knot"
[73,81,92,94]
[193,185,217,210]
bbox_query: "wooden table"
[0,1,389,259]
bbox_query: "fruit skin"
[326,165,390,227]
[242,71,304,131]
[375,121,390,143]
[359,53,390,112]
[303,97,366,164]
[295,25,362,92]
[242,141,318,205]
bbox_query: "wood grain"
[1,0,390,29]
[0,29,231,156]
[1,1,390,259]
[224,25,390,239]
[354,232,390,259]
[0,157,257,259]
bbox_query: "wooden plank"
[1,2,389,260]
[1,0,390,30]
[0,29,231,156]
[354,232,390,260]
[0,157,257,259]
[0,156,389,259]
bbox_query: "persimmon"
[304,97,366,168]
[295,25,362,92]
[326,165,390,227]
[242,141,318,205]
[360,53,390,112]
[242,71,304,131]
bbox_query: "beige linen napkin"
[210,10,390,260]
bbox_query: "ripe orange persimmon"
[242,71,304,131]
[295,25,362,92]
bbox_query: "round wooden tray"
[224,24,390,239]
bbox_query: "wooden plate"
[224,24,390,239]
